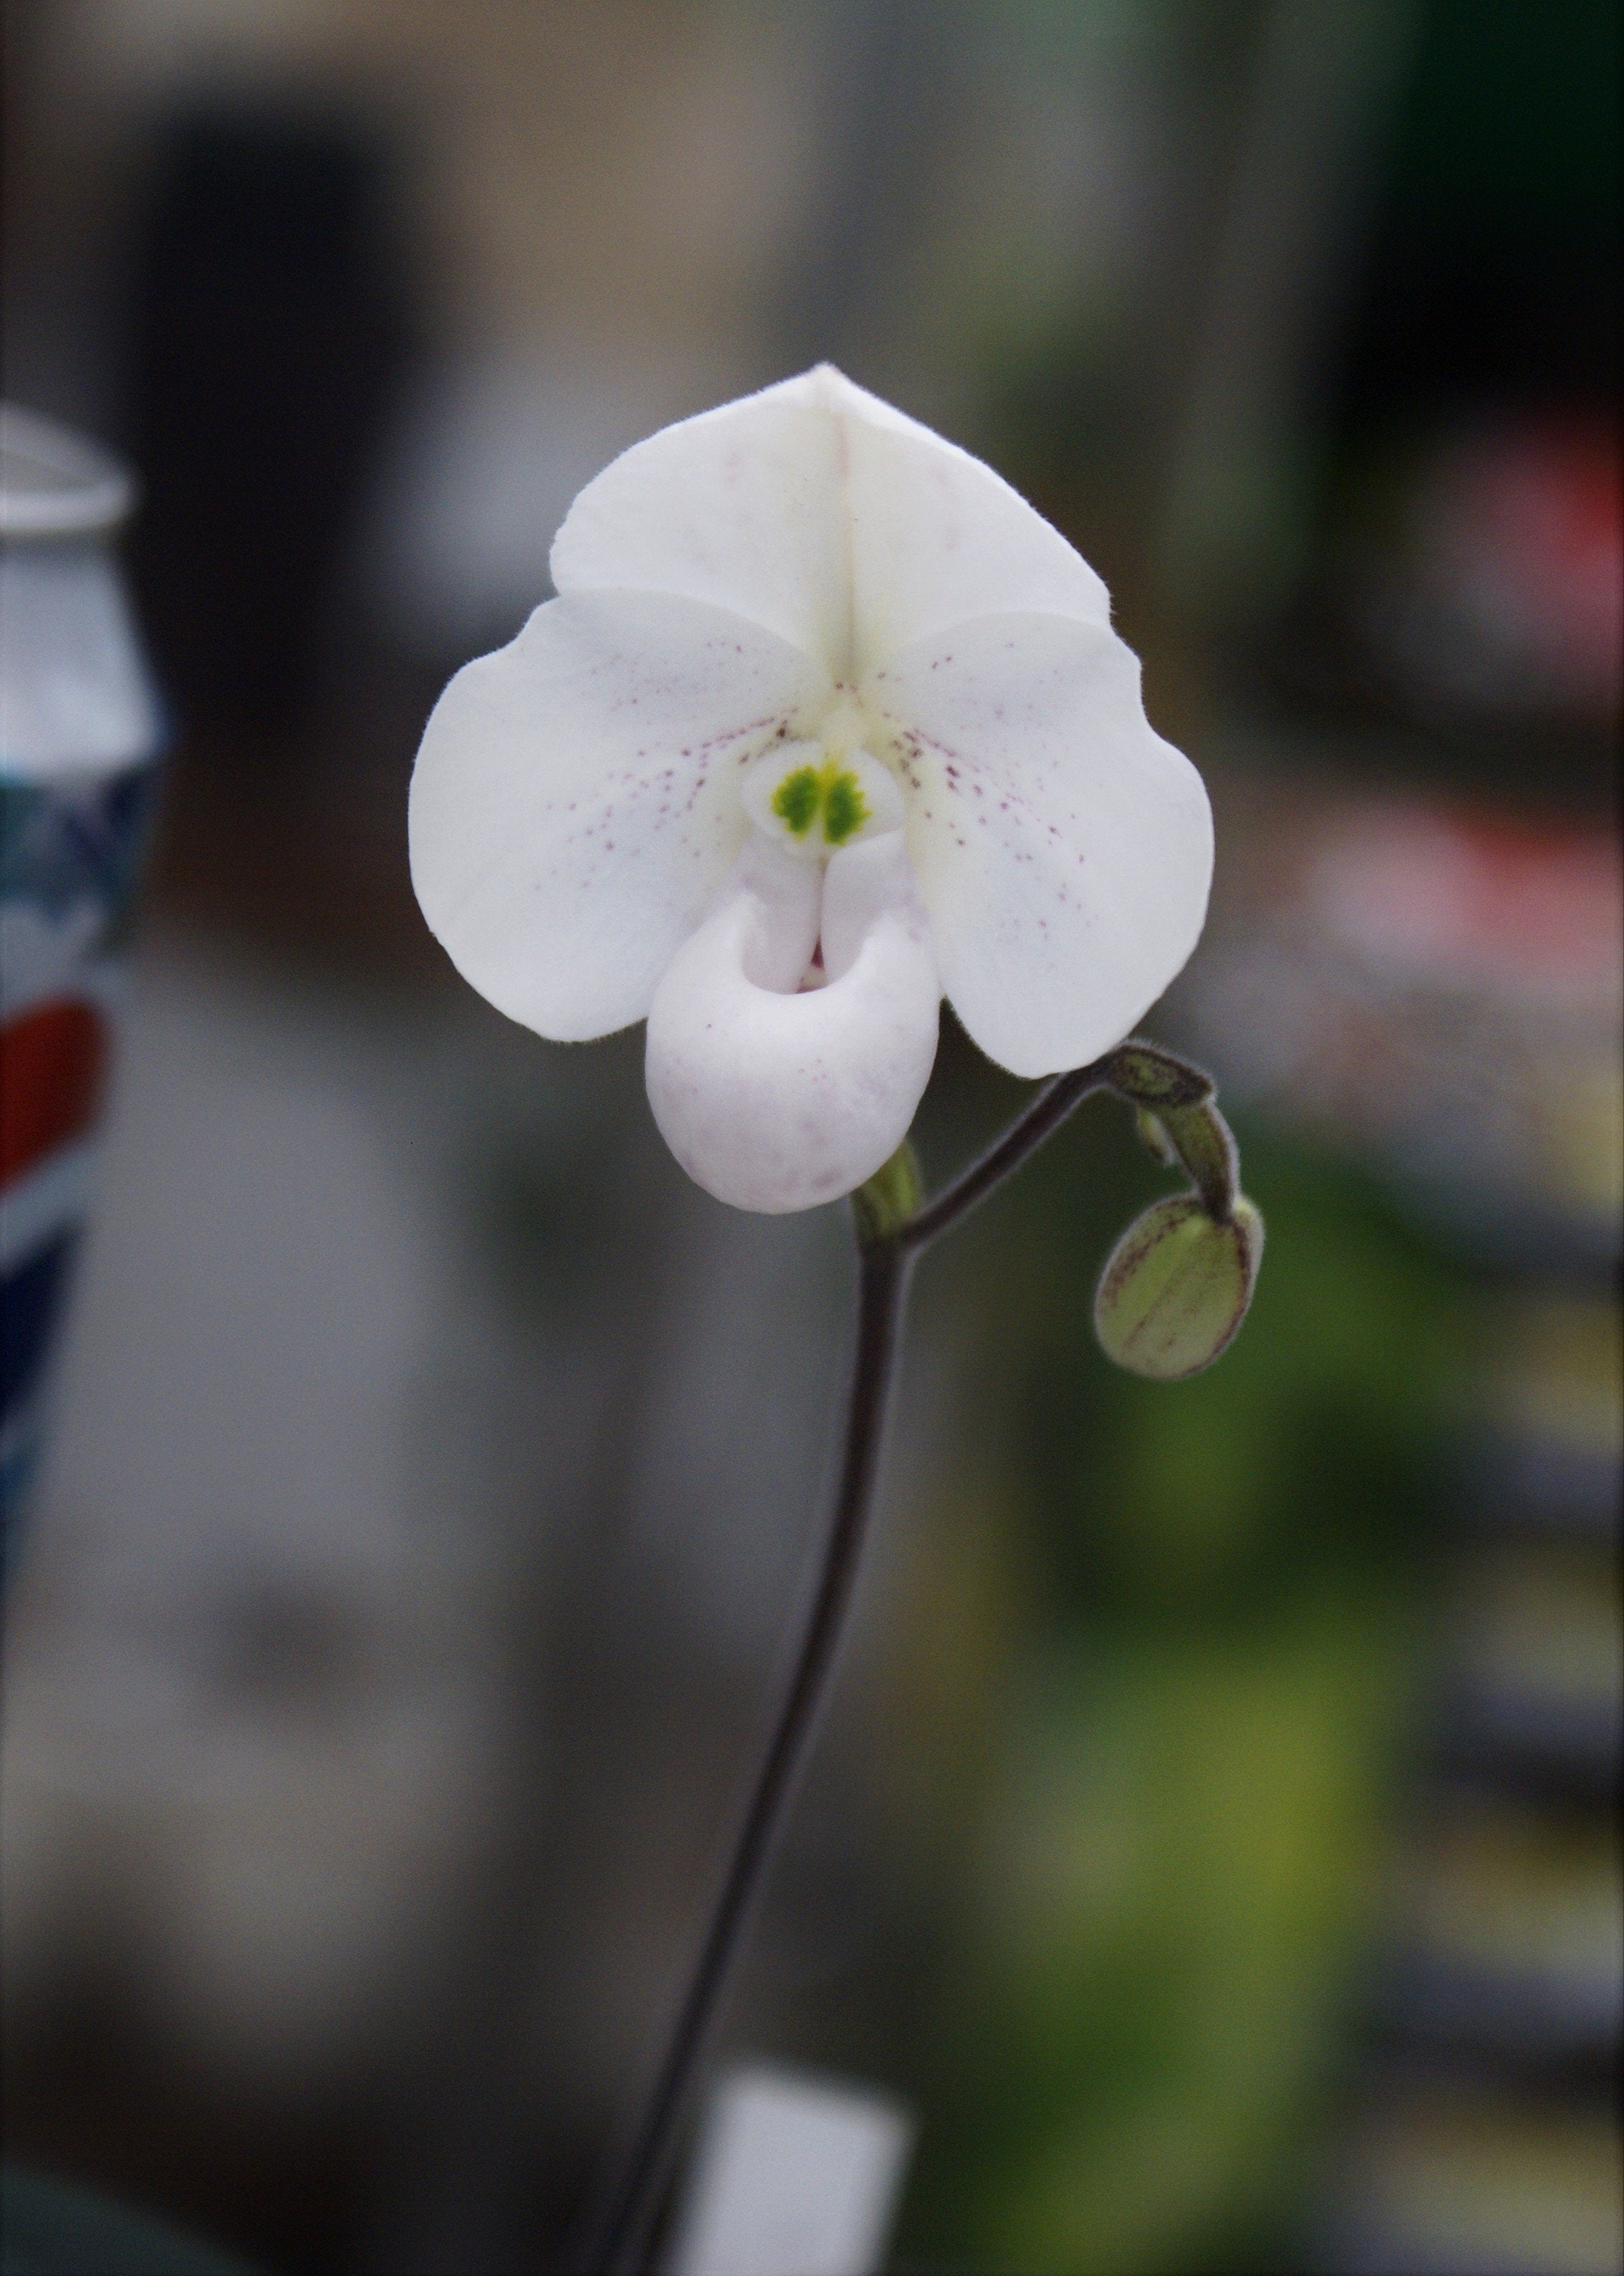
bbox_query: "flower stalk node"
[1104,1039,1215,1111]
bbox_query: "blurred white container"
[1,404,163,1558]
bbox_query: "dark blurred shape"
[123,106,408,748]
[1,2165,257,2275]
[202,1579,374,1719]
[1337,0,1619,426]
[0,1235,79,1425]
[774,0,969,377]
[1229,0,1624,795]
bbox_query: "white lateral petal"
[409,590,829,1041]
[551,366,1107,680]
[644,834,940,1213]
[867,613,1212,1077]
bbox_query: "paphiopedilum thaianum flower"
[409,366,1213,1211]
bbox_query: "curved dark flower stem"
[586,1048,1148,2274]
[588,1242,910,2276]
[897,1051,1114,1255]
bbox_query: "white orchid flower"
[409,366,1212,1212]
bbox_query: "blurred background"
[1,2,1618,2271]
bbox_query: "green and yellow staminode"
[770,757,871,848]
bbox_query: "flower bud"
[1094,1193,1263,1380]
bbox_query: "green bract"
[851,1139,924,1247]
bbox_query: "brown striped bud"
[1094,1192,1264,1380]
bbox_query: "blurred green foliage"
[892,1103,1472,2272]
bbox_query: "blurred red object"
[1312,806,1623,1009]
[0,998,108,1188]
[1190,794,1623,1249]
[1371,418,1623,725]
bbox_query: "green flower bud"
[1094,1193,1264,1380]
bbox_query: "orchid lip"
[644,832,940,1212]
